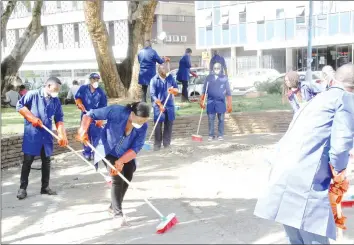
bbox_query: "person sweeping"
[16,77,68,200]
[76,102,150,227]
[200,62,232,141]
[150,63,179,151]
[254,63,354,244]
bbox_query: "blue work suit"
[17,88,64,157]
[209,54,227,75]
[176,54,192,101]
[202,74,231,137]
[254,86,354,242]
[75,84,107,158]
[288,83,319,114]
[137,47,164,86]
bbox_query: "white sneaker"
[218,136,224,141]
[208,136,214,141]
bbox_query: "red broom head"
[191,135,203,142]
[156,214,178,234]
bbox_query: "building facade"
[195,1,354,76]
[1,1,200,88]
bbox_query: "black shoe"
[153,146,161,151]
[17,189,27,200]
[40,187,57,195]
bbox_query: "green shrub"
[254,78,283,95]
[59,83,69,99]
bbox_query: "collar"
[40,88,46,97]
[159,74,168,82]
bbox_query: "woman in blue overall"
[200,62,232,141]
[150,63,179,151]
[76,102,150,227]
[254,63,354,244]
[75,73,107,160]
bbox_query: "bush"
[254,77,283,95]
[59,83,69,99]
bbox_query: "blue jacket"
[202,74,231,114]
[254,86,354,240]
[16,89,64,157]
[209,54,227,75]
[150,74,178,122]
[137,47,165,86]
[176,54,192,82]
[288,83,320,114]
[86,105,148,164]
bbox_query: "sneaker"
[218,136,224,141]
[40,187,57,195]
[17,189,27,200]
[208,136,214,141]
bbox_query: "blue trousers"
[207,113,225,137]
[83,123,102,157]
[284,225,330,244]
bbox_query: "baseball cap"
[89,73,100,79]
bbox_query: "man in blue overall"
[176,48,198,103]
[16,77,68,200]
[254,63,354,244]
[150,63,179,151]
[200,62,232,141]
[75,73,107,160]
[138,40,168,103]
[209,50,228,77]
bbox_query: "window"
[340,12,350,34]
[285,18,295,40]
[329,13,339,35]
[185,16,194,22]
[266,21,275,41]
[180,36,187,42]
[205,10,213,30]
[162,15,168,21]
[239,12,246,23]
[257,21,265,42]
[276,8,284,19]
[296,6,305,24]
[177,16,184,22]
[220,8,229,29]
[72,1,78,10]
[108,21,115,45]
[214,26,221,45]
[57,1,61,9]
[43,27,48,48]
[73,23,79,43]
[214,8,221,25]
[58,24,63,43]
[168,15,177,22]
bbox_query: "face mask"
[50,92,59,98]
[291,88,298,92]
[214,69,221,75]
[92,82,99,89]
[132,122,143,129]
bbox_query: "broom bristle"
[156,215,178,234]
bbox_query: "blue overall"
[137,47,165,86]
[176,54,192,100]
[150,74,178,123]
[288,83,320,114]
[209,54,227,75]
[254,86,354,242]
[85,105,148,166]
[75,84,107,158]
[16,89,64,157]
[202,74,231,137]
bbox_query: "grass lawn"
[1,93,290,135]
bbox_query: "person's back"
[4,85,20,107]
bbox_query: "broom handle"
[42,125,165,219]
[148,93,171,142]
[336,203,344,239]
[196,82,209,135]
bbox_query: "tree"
[84,0,158,99]
[1,0,17,42]
[1,0,44,93]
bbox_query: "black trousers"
[64,98,75,105]
[20,147,51,190]
[154,112,173,149]
[141,85,148,103]
[105,154,136,217]
[179,80,189,101]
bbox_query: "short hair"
[185,48,192,54]
[7,84,14,90]
[335,63,354,89]
[46,76,62,85]
[72,80,79,85]
[19,85,26,90]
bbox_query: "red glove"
[76,115,92,144]
[56,122,68,147]
[75,98,86,112]
[155,99,165,112]
[226,96,232,113]
[190,72,198,78]
[110,150,137,176]
[168,87,178,96]
[164,56,171,62]
[18,107,43,128]
[199,94,206,109]
[95,120,104,128]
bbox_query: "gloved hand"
[75,98,86,112]
[168,87,179,96]
[55,122,68,147]
[76,115,92,144]
[163,56,171,62]
[199,94,206,109]
[155,99,165,112]
[191,72,198,78]
[226,96,232,113]
[18,107,43,128]
[109,150,136,176]
[95,120,104,128]
[110,159,124,176]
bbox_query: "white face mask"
[291,88,298,92]
[50,92,59,98]
[92,82,99,89]
[132,122,143,129]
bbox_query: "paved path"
[1,134,353,244]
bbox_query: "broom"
[42,125,177,233]
[191,81,209,142]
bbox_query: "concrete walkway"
[1,134,353,244]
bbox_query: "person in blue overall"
[137,40,168,103]
[254,63,354,244]
[176,48,197,103]
[150,63,179,151]
[76,102,150,227]
[209,50,228,77]
[75,73,107,160]
[200,62,232,141]
[16,77,68,200]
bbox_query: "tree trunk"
[1,0,17,42]
[1,0,43,93]
[117,0,158,100]
[83,0,125,98]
